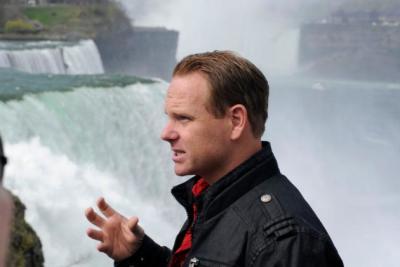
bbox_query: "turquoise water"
[0,68,180,266]
[0,68,153,101]
[0,68,399,266]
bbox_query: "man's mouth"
[172,149,185,162]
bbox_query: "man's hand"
[85,197,145,261]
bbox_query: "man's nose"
[160,122,178,141]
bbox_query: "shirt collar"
[171,141,280,219]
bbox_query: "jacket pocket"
[188,256,234,267]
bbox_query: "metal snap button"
[260,194,272,203]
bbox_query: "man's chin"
[174,167,193,177]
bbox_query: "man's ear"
[229,104,248,140]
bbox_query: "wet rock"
[7,192,44,267]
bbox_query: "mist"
[117,1,400,267]
[118,0,344,75]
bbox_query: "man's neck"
[204,140,262,185]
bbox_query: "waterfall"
[0,70,183,266]
[0,40,104,75]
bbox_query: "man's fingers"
[127,216,139,232]
[87,228,104,242]
[97,243,109,254]
[85,207,105,228]
[125,217,144,243]
[97,197,117,218]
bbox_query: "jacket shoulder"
[230,174,341,265]
[232,174,329,235]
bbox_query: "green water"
[0,68,154,101]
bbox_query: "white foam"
[4,137,178,267]
[0,82,185,267]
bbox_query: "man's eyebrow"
[165,110,194,118]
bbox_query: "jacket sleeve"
[114,235,171,267]
[250,231,344,267]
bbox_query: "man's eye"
[177,116,190,121]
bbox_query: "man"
[86,51,343,266]
[0,135,13,267]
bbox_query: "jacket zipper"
[189,257,199,267]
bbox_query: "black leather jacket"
[116,142,343,267]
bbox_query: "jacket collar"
[171,141,280,221]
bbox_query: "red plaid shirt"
[169,178,209,267]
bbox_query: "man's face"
[161,72,233,183]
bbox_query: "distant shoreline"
[0,33,91,41]
[0,34,73,41]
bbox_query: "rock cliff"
[6,192,44,267]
